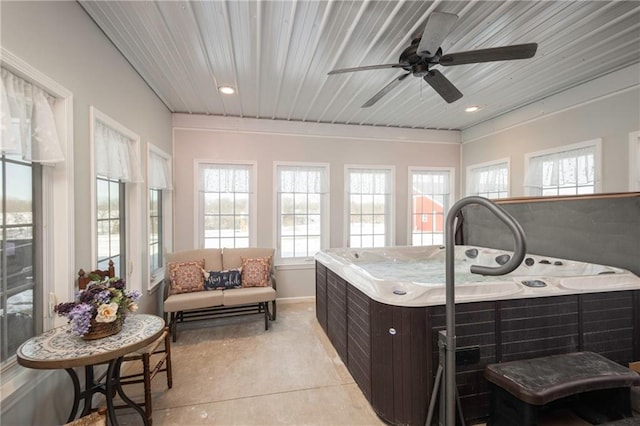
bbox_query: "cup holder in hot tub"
[521,279,547,288]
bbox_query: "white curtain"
[468,163,508,195]
[0,68,64,163]
[199,163,252,193]
[278,166,327,194]
[149,150,172,190]
[94,119,143,182]
[348,168,391,194]
[412,170,450,196]
[524,146,596,192]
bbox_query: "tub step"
[484,352,640,426]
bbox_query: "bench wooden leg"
[169,312,178,342]
[270,300,277,321]
[263,303,269,330]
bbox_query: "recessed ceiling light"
[219,86,235,95]
[465,105,481,113]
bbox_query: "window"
[149,189,162,272]
[148,146,172,286]
[409,168,453,246]
[276,163,329,261]
[524,141,601,196]
[0,54,72,379]
[198,162,255,249]
[346,166,394,248]
[96,177,125,276]
[91,108,143,282]
[467,160,509,199]
[0,154,42,363]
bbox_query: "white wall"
[461,64,640,196]
[172,114,461,298]
[1,2,171,424]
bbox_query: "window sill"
[1,362,54,412]
[275,261,316,271]
[148,267,165,292]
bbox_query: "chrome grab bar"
[440,196,527,426]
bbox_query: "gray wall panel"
[462,194,640,276]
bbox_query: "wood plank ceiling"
[80,1,640,131]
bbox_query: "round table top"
[17,314,165,369]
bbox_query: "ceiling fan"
[328,12,538,106]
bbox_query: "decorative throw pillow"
[241,256,271,287]
[203,268,242,290]
[168,260,205,294]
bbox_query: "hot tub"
[314,245,640,425]
[315,245,640,307]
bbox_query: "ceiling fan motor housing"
[399,42,443,77]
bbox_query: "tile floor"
[115,301,639,426]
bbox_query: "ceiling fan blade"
[440,43,538,66]
[328,64,405,75]
[423,69,462,103]
[361,73,411,108]
[417,12,458,58]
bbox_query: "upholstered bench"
[163,248,277,341]
[485,351,640,426]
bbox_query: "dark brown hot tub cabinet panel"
[315,262,640,425]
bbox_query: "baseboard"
[276,296,315,304]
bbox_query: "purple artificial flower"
[69,303,94,336]
[109,278,126,290]
[54,302,77,316]
[126,290,141,302]
[95,290,112,304]
[78,284,107,304]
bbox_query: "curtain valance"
[94,119,143,182]
[1,68,64,163]
[277,166,327,194]
[149,150,172,190]
[199,164,252,193]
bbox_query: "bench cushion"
[165,249,223,280]
[164,290,224,312]
[222,248,274,270]
[223,287,276,306]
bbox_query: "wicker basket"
[83,317,123,340]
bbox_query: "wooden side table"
[17,314,165,426]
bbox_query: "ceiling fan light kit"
[328,11,537,106]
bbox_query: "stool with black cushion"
[485,352,640,426]
[117,327,173,425]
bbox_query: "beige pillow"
[168,260,205,294]
[241,256,271,287]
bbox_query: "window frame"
[89,107,142,293]
[630,131,640,191]
[524,139,602,197]
[147,144,172,290]
[407,166,455,247]
[0,48,74,408]
[95,176,126,276]
[466,158,510,199]
[273,161,330,265]
[195,160,257,249]
[344,165,395,248]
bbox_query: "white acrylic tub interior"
[315,245,640,307]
